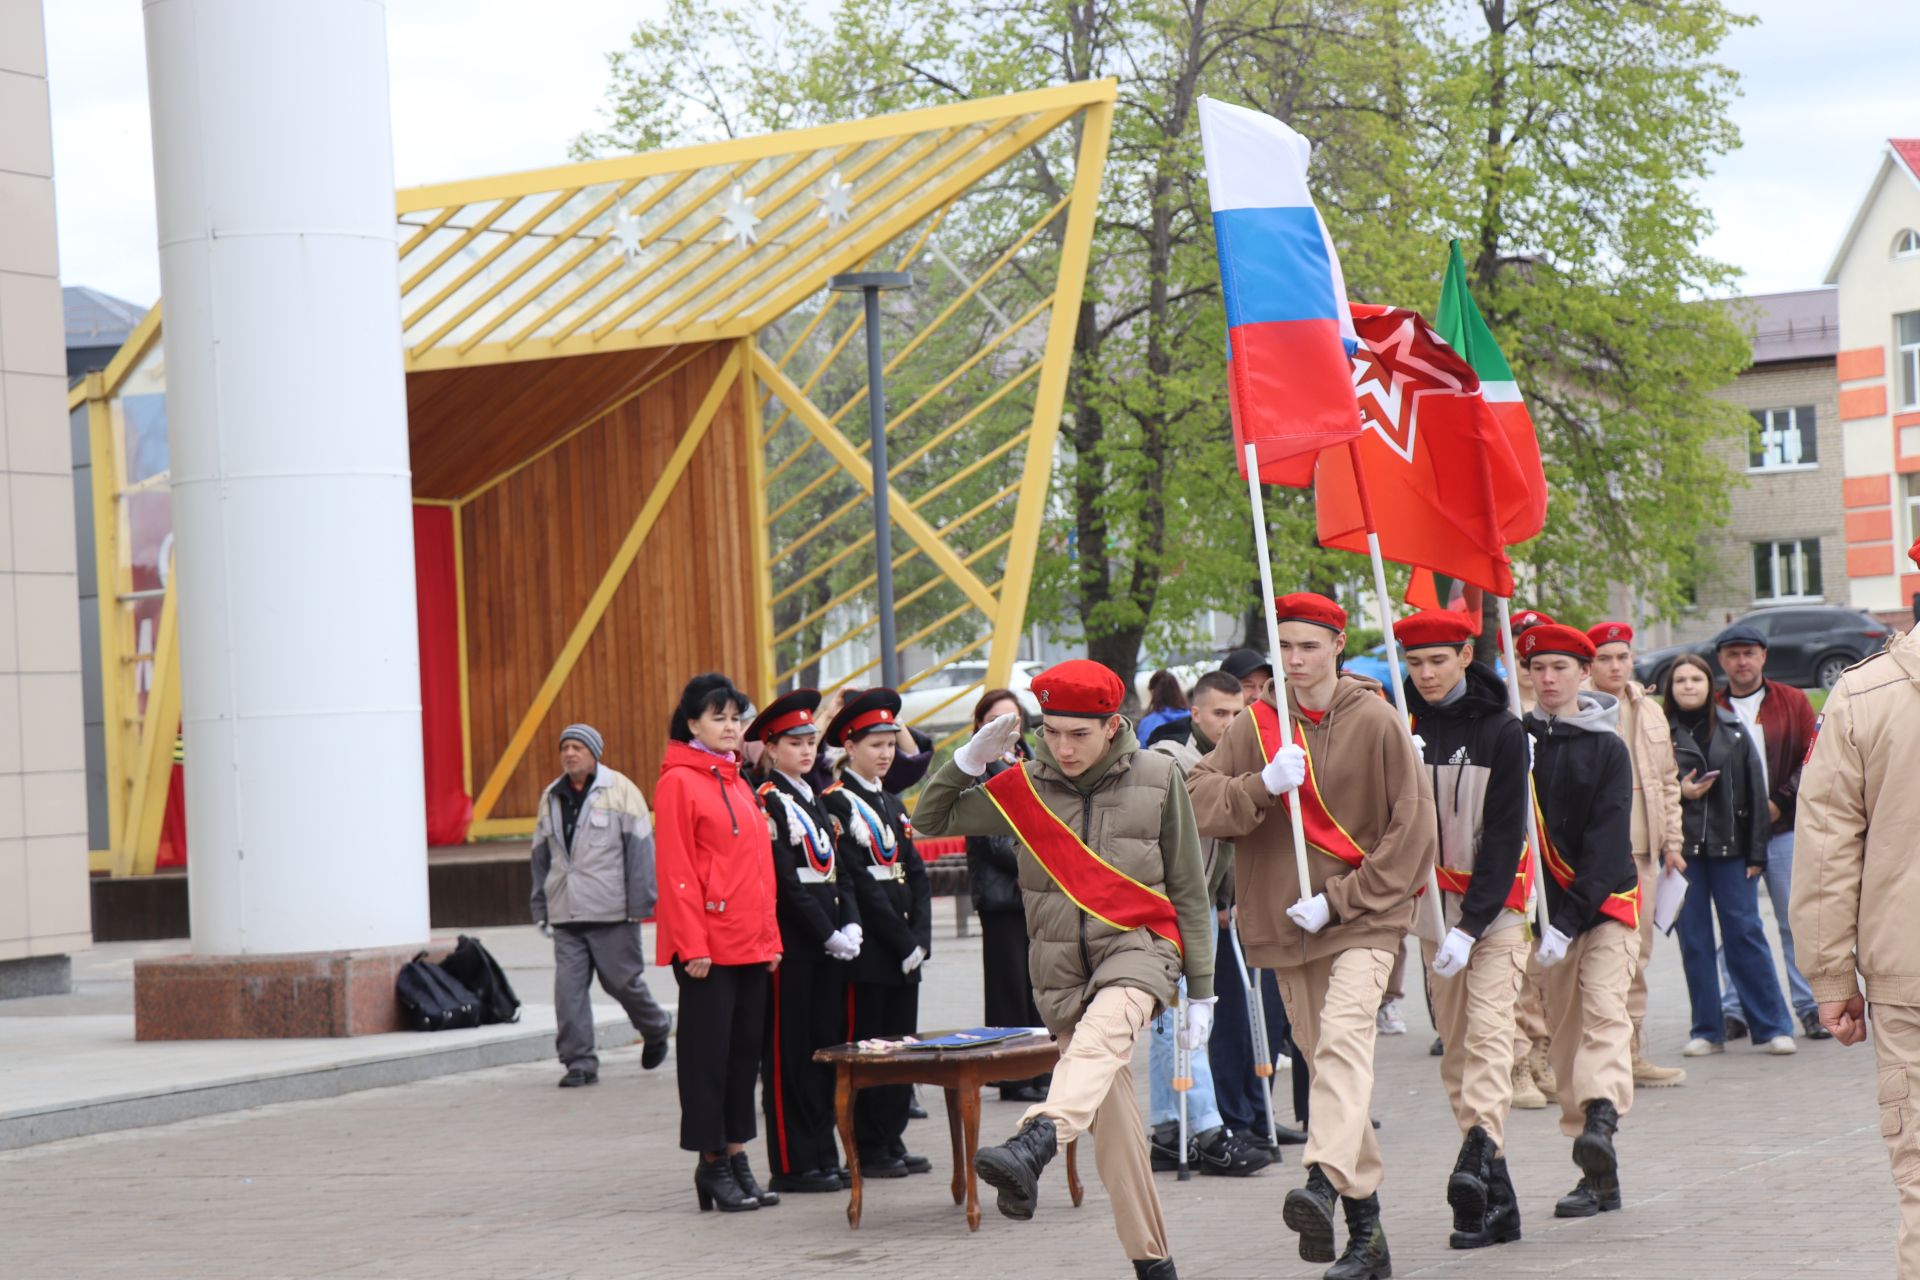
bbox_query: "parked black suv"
[1633,606,1891,692]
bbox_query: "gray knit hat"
[559,723,604,759]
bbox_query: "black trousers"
[1213,926,1309,1132]
[849,979,919,1159]
[761,950,847,1175]
[673,960,767,1153]
[979,910,1047,1089]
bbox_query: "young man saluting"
[1189,594,1437,1280]
[1519,623,1641,1219]
[917,659,1215,1280]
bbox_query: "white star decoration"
[722,186,760,246]
[609,206,644,264]
[1349,316,1464,463]
[816,172,851,226]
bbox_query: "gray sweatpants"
[554,921,673,1071]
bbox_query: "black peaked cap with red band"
[747,688,822,743]
[1031,659,1125,718]
[1516,623,1595,664]
[1274,592,1347,632]
[1394,609,1476,651]
[824,687,905,747]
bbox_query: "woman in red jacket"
[654,673,782,1213]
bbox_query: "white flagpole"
[1244,443,1314,896]
[1494,596,1553,937]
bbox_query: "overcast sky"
[45,0,1920,309]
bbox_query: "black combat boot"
[973,1116,1058,1221]
[1572,1098,1619,1177]
[1282,1163,1339,1263]
[1445,1125,1493,1233]
[729,1152,778,1207]
[1554,1171,1622,1217]
[1324,1192,1392,1280]
[1132,1260,1177,1279]
[1451,1155,1521,1249]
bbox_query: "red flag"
[1404,569,1484,635]
[1315,304,1544,595]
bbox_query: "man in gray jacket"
[531,723,673,1087]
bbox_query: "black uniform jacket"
[822,771,932,986]
[758,770,860,954]
[1526,694,1639,938]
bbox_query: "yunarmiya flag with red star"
[1314,248,1547,594]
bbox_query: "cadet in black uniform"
[752,690,863,1195]
[822,687,934,1179]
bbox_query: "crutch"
[1174,995,1193,1181]
[1229,919,1281,1151]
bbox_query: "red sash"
[1251,700,1368,868]
[1534,793,1640,929]
[981,764,1183,955]
[1433,855,1533,914]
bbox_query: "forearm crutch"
[1174,996,1192,1181]
[1229,920,1280,1150]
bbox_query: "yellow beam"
[95,303,164,401]
[987,98,1113,690]
[400,197,516,295]
[753,348,998,618]
[84,378,128,861]
[396,81,1118,213]
[469,347,743,823]
[408,315,753,373]
[739,340,776,706]
[403,185,581,335]
[398,205,460,260]
[469,817,537,840]
[125,564,180,877]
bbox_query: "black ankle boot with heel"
[694,1154,759,1212]
[729,1152,778,1207]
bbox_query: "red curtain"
[414,506,473,845]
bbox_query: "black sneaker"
[1197,1128,1273,1177]
[1725,1013,1749,1041]
[1149,1121,1195,1172]
[558,1067,598,1088]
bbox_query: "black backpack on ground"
[396,952,482,1031]
[438,934,521,1025]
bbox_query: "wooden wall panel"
[459,342,762,818]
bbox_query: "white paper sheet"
[1653,865,1689,934]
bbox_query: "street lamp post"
[829,271,913,688]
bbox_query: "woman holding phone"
[1660,654,1796,1056]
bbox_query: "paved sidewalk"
[0,915,1896,1279]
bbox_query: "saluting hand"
[955,712,1022,776]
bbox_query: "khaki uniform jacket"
[1789,630,1920,1007]
[1187,676,1437,968]
[915,725,1215,1034]
[1614,681,1684,862]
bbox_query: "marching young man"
[1189,594,1437,1280]
[1518,624,1641,1219]
[1399,611,1531,1251]
[750,690,862,1195]
[917,659,1216,1280]
[1506,607,1556,1108]
[1587,621,1689,1086]
[820,688,933,1180]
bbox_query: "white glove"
[1286,893,1331,934]
[1261,744,1307,795]
[954,712,1022,776]
[843,922,864,948]
[900,945,926,975]
[1535,925,1572,969]
[1430,927,1474,978]
[824,929,859,961]
[1410,733,1427,759]
[537,920,552,939]
[1181,997,1217,1051]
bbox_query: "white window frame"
[1898,228,1920,258]
[1747,406,1817,473]
[1899,311,1920,412]
[1752,538,1823,605]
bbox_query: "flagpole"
[1494,596,1554,938]
[1244,443,1314,896]
[1344,441,1447,942]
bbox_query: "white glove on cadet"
[1535,925,1572,969]
[1430,927,1475,978]
[1410,733,1427,759]
[900,945,926,975]
[1261,744,1307,795]
[824,929,859,961]
[954,711,1022,776]
[1286,893,1332,934]
[1181,997,1217,1051]
[843,922,863,949]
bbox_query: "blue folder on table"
[902,1027,1044,1050]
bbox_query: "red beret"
[1910,536,1920,571]
[1394,610,1476,651]
[1510,608,1556,635]
[1517,623,1595,664]
[1275,592,1347,632]
[1032,659,1125,718]
[1586,621,1634,649]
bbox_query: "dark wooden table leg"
[944,1084,965,1206]
[960,1070,983,1231]
[1066,1139,1083,1208]
[837,1065,862,1229]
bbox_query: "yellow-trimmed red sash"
[1434,855,1533,914]
[1534,792,1640,929]
[981,764,1183,955]
[1251,700,1368,869]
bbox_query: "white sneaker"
[1376,999,1407,1036]
[1765,1034,1798,1055]
[1683,1037,1724,1057]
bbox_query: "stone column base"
[134,945,432,1040]
[0,955,73,999]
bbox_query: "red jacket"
[1716,678,1817,837]
[652,741,780,967]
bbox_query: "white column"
[143,0,429,955]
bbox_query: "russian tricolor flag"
[1199,98,1362,486]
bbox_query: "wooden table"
[814,1031,1082,1231]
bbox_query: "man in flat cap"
[918,658,1215,1280]
[531,723,673,1087]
